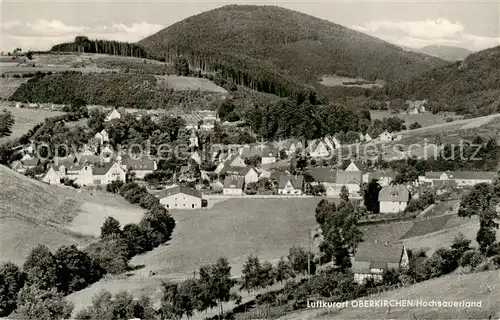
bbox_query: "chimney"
[385,241,389,246]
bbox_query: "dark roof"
[349,160,368,172]
[23,158,40,166]
[223,176,245,189]
[226,166,253,177]
[152,186,202,199]
[92,162,119,175]
[378,185,410,202]
[336,171,362,185]
[79,155,102,164]
[433,179,457,188]
[123,157,156,171]
[278,174,304,189]
[307,167,337,183]
[54,156,76,166]
[354,242,404,264]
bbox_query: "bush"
[0,262,25,316]
[460,249,485,269]
[100,216,122,238]
[106,180,124,193]
[16,285,74,320]
[85,236,130,275]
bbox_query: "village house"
[189,130,199,148]
[278,174,304,195]
[185,119,199,130]
[75,162,126,187]
[379,185,410,213]
[154,186,203,209]
[190,151,202,165]
[214,154,247,175]
[11,161,26,173]
[104,108,125,122]
[378,131,393,142]
[308,139,331,159]
[42,165,61,185]
[93,129,109,145]
[352,242,409,284]
[260,147,278,164]
[333,171,363,197]
[122,156,157,179]
[200,118,216,131]
[22,157,40,170]
[223,176,245,196]
[307,167,337,196]
[364,133,372,142]
[418,171,497,188]
[226,166,260,185]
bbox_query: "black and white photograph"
[0,0,499,319]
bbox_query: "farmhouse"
[260,147,278,164]
[22,157,40,169]
[352,243,409,284]
[154,186,202,209]
[419,171,497,188]
[223,176,245,196]
[215,154,246,175]
[42,166,60,185]
[93,129,109,145]
[379,185,410,213]
[278,174,304,195]
[122,156,157,179]
[226,166,260,185]
[364,133,372,142]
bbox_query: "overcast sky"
[1,0,499,52]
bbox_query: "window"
[166,204,169,208]
[192,204,195,208]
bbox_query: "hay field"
[156,75,228,93]
[0,78,29,99]
[278,270,500,320]
[67,198,321,313]
[320,75,384,88]
[0,165,145,265]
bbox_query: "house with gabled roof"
[226,166,260,185]
[214,154,246,175]
[223,176,245,196]
[94,129,109,145]
[153,185,202,210]
[364,133,372,142]
[122,156,157,179]
[104,108,125,122]
[309,139,331,159]
[363,169,397,186]
[379,185,410,213]
[42,165,61,185]
[278,174,304,195]
[378,131,393,142]
[345,160,368,172]
[91,162,126,186]
[352,242,409,284]
[22,157,40,169]
[307,167,337,196]
[419,171,497,188]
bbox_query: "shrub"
[460,249,485,268]
[16,285,74,320]
[100,216,122,238]
[0,262,25,316]
[85,236,130,275]
[23,245,58,290]
[106,180,124,193]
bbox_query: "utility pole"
[308,228,311,280]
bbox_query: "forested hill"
[138,5,445,87]
[51,36,159,60]
[386,46,500,116]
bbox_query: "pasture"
[369,110,462,128]
[0,78,29,99]
[67,197,321,313]
[0,105,64,141]
[156,75,228,93]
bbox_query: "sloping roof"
[367,169,397,181]
[378,185,410,202]
[92,162,119,175]
[123,156,156,171]
[54,156,76,166]
[23,158,40,166]
[278,174,304,189]
[79,155,102,164]
[336,171,362,185]
[349,160,368,172]
[152,186,202,199]
[433,179,457,188]
[354,242,404,264]
[223,176,245,189]
[226,166,253,177]
[307,167,337,183]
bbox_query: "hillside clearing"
[156,75,227,93]
[67,198,321,313]
[320,75,384,88]
[0,78,29,99]
[0,165,144,264]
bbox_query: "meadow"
[156,75,228,93]
[320,75,385,88]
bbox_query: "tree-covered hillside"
[138,5,445,100]
[386,46,500,116]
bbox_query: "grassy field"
[0,165,145,265]
[320,75,384,88]
[278,270,500,320]
[0,105,64,141]
[156,75,227,93]
[67,197,321,313]
[0,78,29,99]
[369,110,462,128]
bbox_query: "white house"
[94,129,109,145]
[352,243,409,284]
[215,154,246,175]
[379,185,410,213]
[154,186,203,210]
[364,133,372,142]
[223,176,245,196]
[333,171,363,197]
[307,167,337,196]
[363,169,397,186]
[42,166,61,185]
[104,109,122,122]
[378,131,393,142]
[278,174,304,195]
[226,166,260,185]
[260,147,277,164]
[189,130,199,148]
[309,140,331,159]
[190,151,202,165]
[419,171,497,188]
[122,157,157,179]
